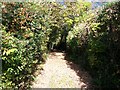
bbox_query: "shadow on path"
[64,52,93,89]
[50,50,93,89]
[32,50,93,89]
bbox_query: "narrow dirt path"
[32,52,92,89]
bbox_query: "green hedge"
[2,26,35,88]
[1,3,48,89]
[66,1,120,88]
[1,23,47,89]
[1,2,91,88]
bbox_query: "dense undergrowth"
[1,1,120,89]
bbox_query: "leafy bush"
[1,2,48,88]
[88,2,120,88]
[66,1,120,88]
[2,1,120,89]
[1,2,91,88]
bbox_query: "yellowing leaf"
[6,48,18,55]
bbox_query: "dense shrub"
[1,2,49,88]
[88,2,120,88]
[1,2,91,88]
[2,26,34,88]
[66,1,120,88]
[2,1,120,89]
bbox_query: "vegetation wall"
[66,1,120,88]
[1,2,91,89]
[1,1,120,89]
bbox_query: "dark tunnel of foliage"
[1,1,120,89]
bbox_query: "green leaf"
[6,48,18,56]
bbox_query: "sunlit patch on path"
[32,52,92,89]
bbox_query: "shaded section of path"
[32,52,92,89]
